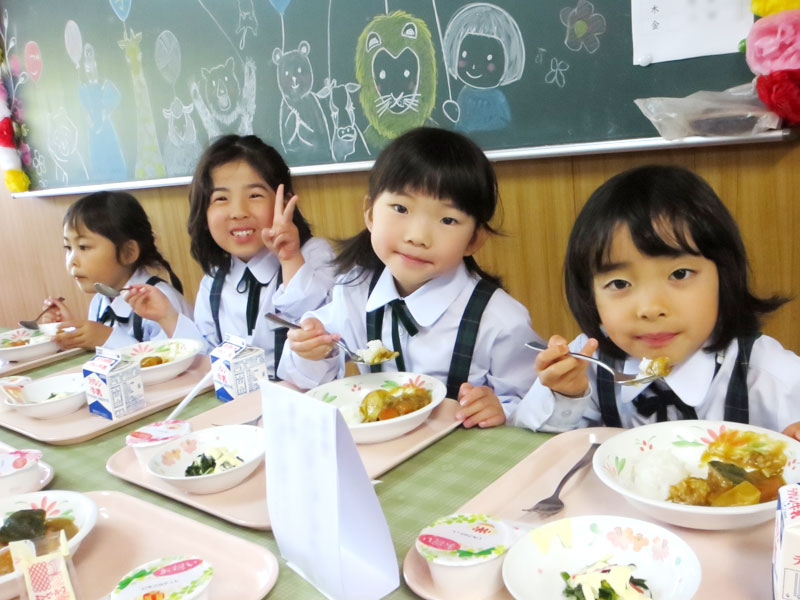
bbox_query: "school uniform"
[277,263,543,418]
[171,239,336,375]
[512,333,800,433]
[91,267,192,349]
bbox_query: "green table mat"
[1,354,551,599]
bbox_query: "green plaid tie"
[389,299,418,372]
[237,268,264,336]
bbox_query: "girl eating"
[513,165,800,438]
[279,127,541,428]
[42,191,191,350]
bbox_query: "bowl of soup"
[593,420,800,529]
[306,372,446,444]
[117,339,203,386]
[0,329,58,363]
[0,490,98,600]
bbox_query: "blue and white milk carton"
[83,347,144,420]
[774,483,800,600]
[209,334,268,402]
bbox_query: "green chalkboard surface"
[0,0,754,190]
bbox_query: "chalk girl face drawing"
[444,3,525,91]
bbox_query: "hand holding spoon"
[19,297,65,330]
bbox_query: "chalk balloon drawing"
[23,41,41,82]
[64,20,82,69]
[109,0,132,22]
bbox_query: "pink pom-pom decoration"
[746,9,800,75]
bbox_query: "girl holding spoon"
[514,165,800,438]
[41,191,191,350]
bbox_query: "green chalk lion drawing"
[355,11,437,150]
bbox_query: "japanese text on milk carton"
[774,483,800,600]
[210,334,268,402]
[83,348,144,420]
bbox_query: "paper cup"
[108,556,213,600]
[415,513,515,600]
[125,420,192,468]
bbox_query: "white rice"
[630,450,690,501]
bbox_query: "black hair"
[63,191,183,293]
[187,134,313,275]
[335,127,501,287]
[565,164,787,359]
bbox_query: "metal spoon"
[525,341,660,386]
[94,282,132,298]
[19,297,65,330]
[265,313,393,365]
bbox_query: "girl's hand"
[287,317,340,361]
[262,184,303,263]
[39,297,74,324]
[456,383,505,428]
[54,320,112,350]
[125,284,179,336]
[536,335,599,398]
[783,421,800,441]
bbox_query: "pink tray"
[0,348,85,377]
[107,392,461,529]
[403,427,772,600]
[0,355,212,445]
[70,490,278,600]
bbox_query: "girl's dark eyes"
[604,279,630,290]
[441,217,458,225]
[391,204,408,214]
[671,268,694,280]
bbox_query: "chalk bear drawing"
[191,56,256,139]
[272,41,332,162]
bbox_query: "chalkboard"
[0,0,756,191]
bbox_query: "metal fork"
[265,313,370,364]
[523,442,600,515]
[525,341,659,386]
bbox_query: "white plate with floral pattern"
[0,328,58,362]
[502,515,701,600]
[117,339,203,386]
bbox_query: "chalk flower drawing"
[560,0,606,54]
[545,57,569,88]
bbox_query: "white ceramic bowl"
[0,490,98,600]
[146,425,264,494]
[306,372,446,444]
[502,515,701,600]
[0,328,58,362]
[118,339,202,386]
[2,373,86,419]
[593,420,800,529]
[0,450,42,496]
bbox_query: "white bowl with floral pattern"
[502,515,701,600]
[0,328,58,363]
[306,372,446,444]
[146,425,264,495]
[117,339,203,386]
[593,420,800,529]
[2,373,86,419]
[0,490,98,600]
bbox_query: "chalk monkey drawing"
[355,11,437,149]
[237,0,258,50]
[155,30,201,176]
[191,56,256,139]
[272,41,332,162]
[47,108,89,185]
[78,42,127,181]
[317,78,368,162]
[442,3,525,132]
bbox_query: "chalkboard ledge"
[13,129,796,199]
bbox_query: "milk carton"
[83,347,144,420]
[773,483,800,600]
[209,334,268,402]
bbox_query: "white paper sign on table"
[631,0,753,66]
[260,381,399,600]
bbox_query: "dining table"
[0,348,552,599]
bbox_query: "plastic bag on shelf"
[634,82,782,140]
